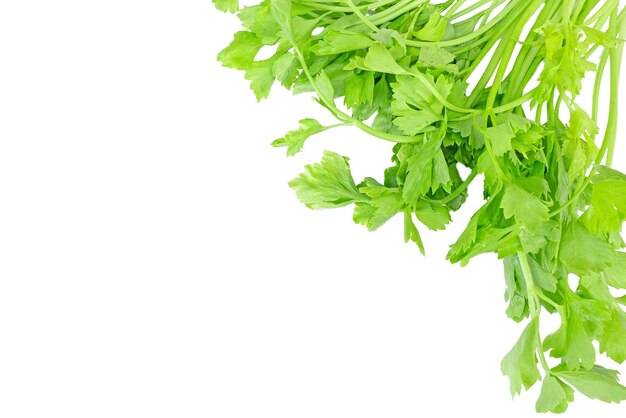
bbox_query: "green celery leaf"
[213,0,239,13]
[559,221,613,276]
[448,213,480,263]
[245,58,277,101]
[315,70,335,103]
[272,52,298,87]
[313,30,374,55]
[500,183,550,232]
[289,150,364,209]
[270,0,294,43]
[402,135,450,204]
[527,256,558,293]
[353,178,403,231]
[418,45,455,67]
[362,44,409,75]
[555,366,626,403]
[414,12,448,42]
[413,201,451,231]
[391,74,451,115]
[503,256,528,322]
[544,296,605,370]
[344,71,375,108]
[585,166,626,234]
[404,210,425,254]
[485,123,515,156]
[599,310,626,364]
[391,102,440,135]
[501,318,542,396]
[218,31,263,71]
[272,119,330,156]
[606,252,626,289]
[535,375,575,414]
[238,2,280,44]
[431,149,452,193]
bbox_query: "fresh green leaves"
[544,298,601,370]
[414,201,451,231]
[554,366,626,403]
[353,178,403,231]
[344,71,375,108]
[414,11,448,41]
[584,166,626,234]
[558,221,613,276]
[218,35,295,100]
[501,318,541,397]
[485,123,515,156]
[402,135,450,204]
[213,0,238,13]
[288,150,364,209]
[535,376,574,414]
[537,23,597,100]
[600,310,626,364]
[270,0,294,44]
[605,252,626,289]
[312,30,374,55]
[390,74,451,136]
[500,183,550,232]
[217,31,263,71]
[362,44,408,75]
[404,210,425,255]
[418,45,456,68]
[272,118,332,156]
[215,0,626,412]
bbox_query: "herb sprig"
[215,0,626,412]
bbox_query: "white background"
[0,1,624,417]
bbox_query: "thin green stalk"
[484,0,543,111]
[592,50,610,122]
[370,0,426,25]
[605,9,624,166]
[444,0,469,18]
[345,0,379,32]
[293,49,423,143]
[406,0,527,47]
[408,70,479,114]
[467,27,516,104]
[449,0,497,21]
[466,0,537,104]
[477,0,503,27]
[503,0,562,102]
[583,0,619,26]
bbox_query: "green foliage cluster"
[215,0,626,412]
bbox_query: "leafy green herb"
[271,118,334,156]
[536,376,575,414]
[288,150,364,209]
[215,0,626,412]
